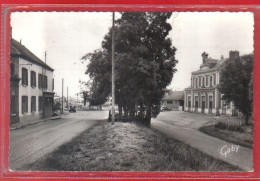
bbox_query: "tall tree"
[219,54,254,125]
[82,12,177,124]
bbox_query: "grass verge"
[31,122,240,171]
[199,123,253,148]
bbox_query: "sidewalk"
[10,114,65,130]
[151,120,253,171]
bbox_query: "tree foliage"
[82,12,177,124]
[219,54,254,125]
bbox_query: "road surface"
[9,111,108,171]
[151,111,253,171]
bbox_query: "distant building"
[161,91,184,111]
[184,51,240,116]
[54,96,67,107]
[10,38,55,124]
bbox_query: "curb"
[10,116,62,130]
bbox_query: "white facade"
[184,51,239,117]
[18,57,54,122]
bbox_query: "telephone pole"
[44,51,47,64]
[67,86,69,108]
[111,12,115,125]
[62,78,64,114]
[42,51,47,118]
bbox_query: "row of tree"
[82,12,178,124]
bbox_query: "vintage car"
[69,106,76,113]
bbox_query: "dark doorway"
[209,96,213,114]
[43,92,55,118]
[195,96,198,112]
[201,96,205,113]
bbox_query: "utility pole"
[44,51,47,64]
[62,78,64,114]
[111,12,115,125]
[67,86,69,108]
[42,51,47,118]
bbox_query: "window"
[31,96,36,112]
[10,63,15,77]
[22,96,28,113]
[199,77,201,87]
[167,101,173,104]
[227,102,231,109]
[22,68,28,85]
[39,96,43,112]
[188,96,191,107]
[210,76,213,87]
[191,78,192,87]
[38,74,47,89]
[206,76,208,87]
[38,74,42,89]
[31,71,36,87]
[43,75,48,89]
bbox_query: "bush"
[215,122,245,133]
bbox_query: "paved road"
[151,111,253,171]
[9,111,108,171]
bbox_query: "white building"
[10,38,54,124]
[184,51,239,116]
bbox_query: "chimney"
[20,39,22,44]
[221,55,224,60]
[229,50,239,60]
[202,52,208,64]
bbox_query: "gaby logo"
[220,145,239,158]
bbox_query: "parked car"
[69,106,76,113]
[161,106,170,111]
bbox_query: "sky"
[11,11,254,98]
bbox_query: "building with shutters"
[10,38,55,124]
[184,51,239,116]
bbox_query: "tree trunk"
[118,103,122,121]
[123,105,128,118]
[144,105,152,125]
[130,104,135,120]
[245,114,249,126]
[139,103,145,121]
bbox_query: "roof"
[192,58,228,75]
[10,38,54,71]
[162,91,184,101]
